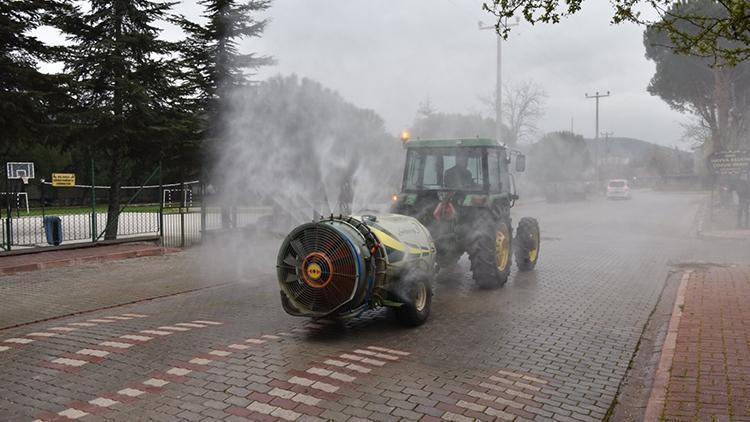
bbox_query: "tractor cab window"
[404,148,484,191]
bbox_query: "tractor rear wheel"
[515,217,540,271]
[395,277,432,326]
[468,212,512,289]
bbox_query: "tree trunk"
[104,145,123,240]
[714,68,730,151]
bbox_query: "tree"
[60,0,183,239]
[482,0,750,64]
[411,111,496,140]
[0,0,67,158]
[176,0,273,164]
[219,75,402,218]
[527,131,592,183]
[644,0,750,153]
[482,80,547,146]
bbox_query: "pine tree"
[60,0,182,239]
[177,0,272,157]
[0,0,66,157]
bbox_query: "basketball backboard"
[6,162,35,180]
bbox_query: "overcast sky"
[38,0,689,148]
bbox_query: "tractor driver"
[444,154,476,189]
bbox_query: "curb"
[643,270,691,421]
[0,247,173,276]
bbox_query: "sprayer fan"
[277,222,361,315]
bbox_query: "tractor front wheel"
[468,212,512,289]
[515,217,540,271]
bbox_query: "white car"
[606,179,631,199]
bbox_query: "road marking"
[49,327,76,332]
[175,323,207,328]
[143,378,169,387]
[158,326,190,331]
[68,322,96,327]
[344,363,371,373]
[0,346,10,352]
[140,330,172,336]
[468,390,496,401]
[244,338,266,344]
[76,349,110,357]
[457,399,486,412]
[189,358,212,365]
[288,376,314,386]
[442,411,473,422]
[119,334,152,342]
[227,344,250,350]
[324,359,347,367]
[208,350,232,357]
[167,367,192,376]
[307,367,356,382]
[327,371,356,382]
[192,320,222,325]
[57,408,88,419]
[3,338,34,344]
[339,353,386,366]
[89,397,119,407]
[104,316,132,320]
[261,334,281,340]
[488,375,515,386]
[117,388,145,397]
[99,341,133,349]
[311,381,338,393]
[353,348,399,360]
[366,346,410,356]
[247,401,276,415]
[121,313,148,318]
[52,358,88,367]
[292,392,320,406]
[27,332,57,337]
[271,407,301,421]
[88,319,116,323]
[269,388,296,399]
[485,406,515,420]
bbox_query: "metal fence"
[0,164,270,251]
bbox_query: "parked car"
[606,179,631,200]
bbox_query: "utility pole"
[601,131,614,179]
[479,18,519,145]
[585,91,610,182]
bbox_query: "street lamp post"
[479,18,519,145]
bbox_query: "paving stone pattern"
[1,191,749,421]
[661,266,750,421]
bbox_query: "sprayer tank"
[276,214,436,318]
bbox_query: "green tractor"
[391,138,540,288]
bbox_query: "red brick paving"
[658,266,750,421]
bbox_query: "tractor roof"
[404,138,503,148]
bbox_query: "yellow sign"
[52,173,76,187]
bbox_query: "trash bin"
[43,216,63,246]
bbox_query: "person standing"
[733,178,750,228]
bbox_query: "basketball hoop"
[21,177,29,185]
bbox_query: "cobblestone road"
[1,191,748,421]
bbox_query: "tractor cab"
[392,137,538,289]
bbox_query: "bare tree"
[481,80,547,146]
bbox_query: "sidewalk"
[646,266,750,421]
[700,202,750,240]
[0,242,170,276]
